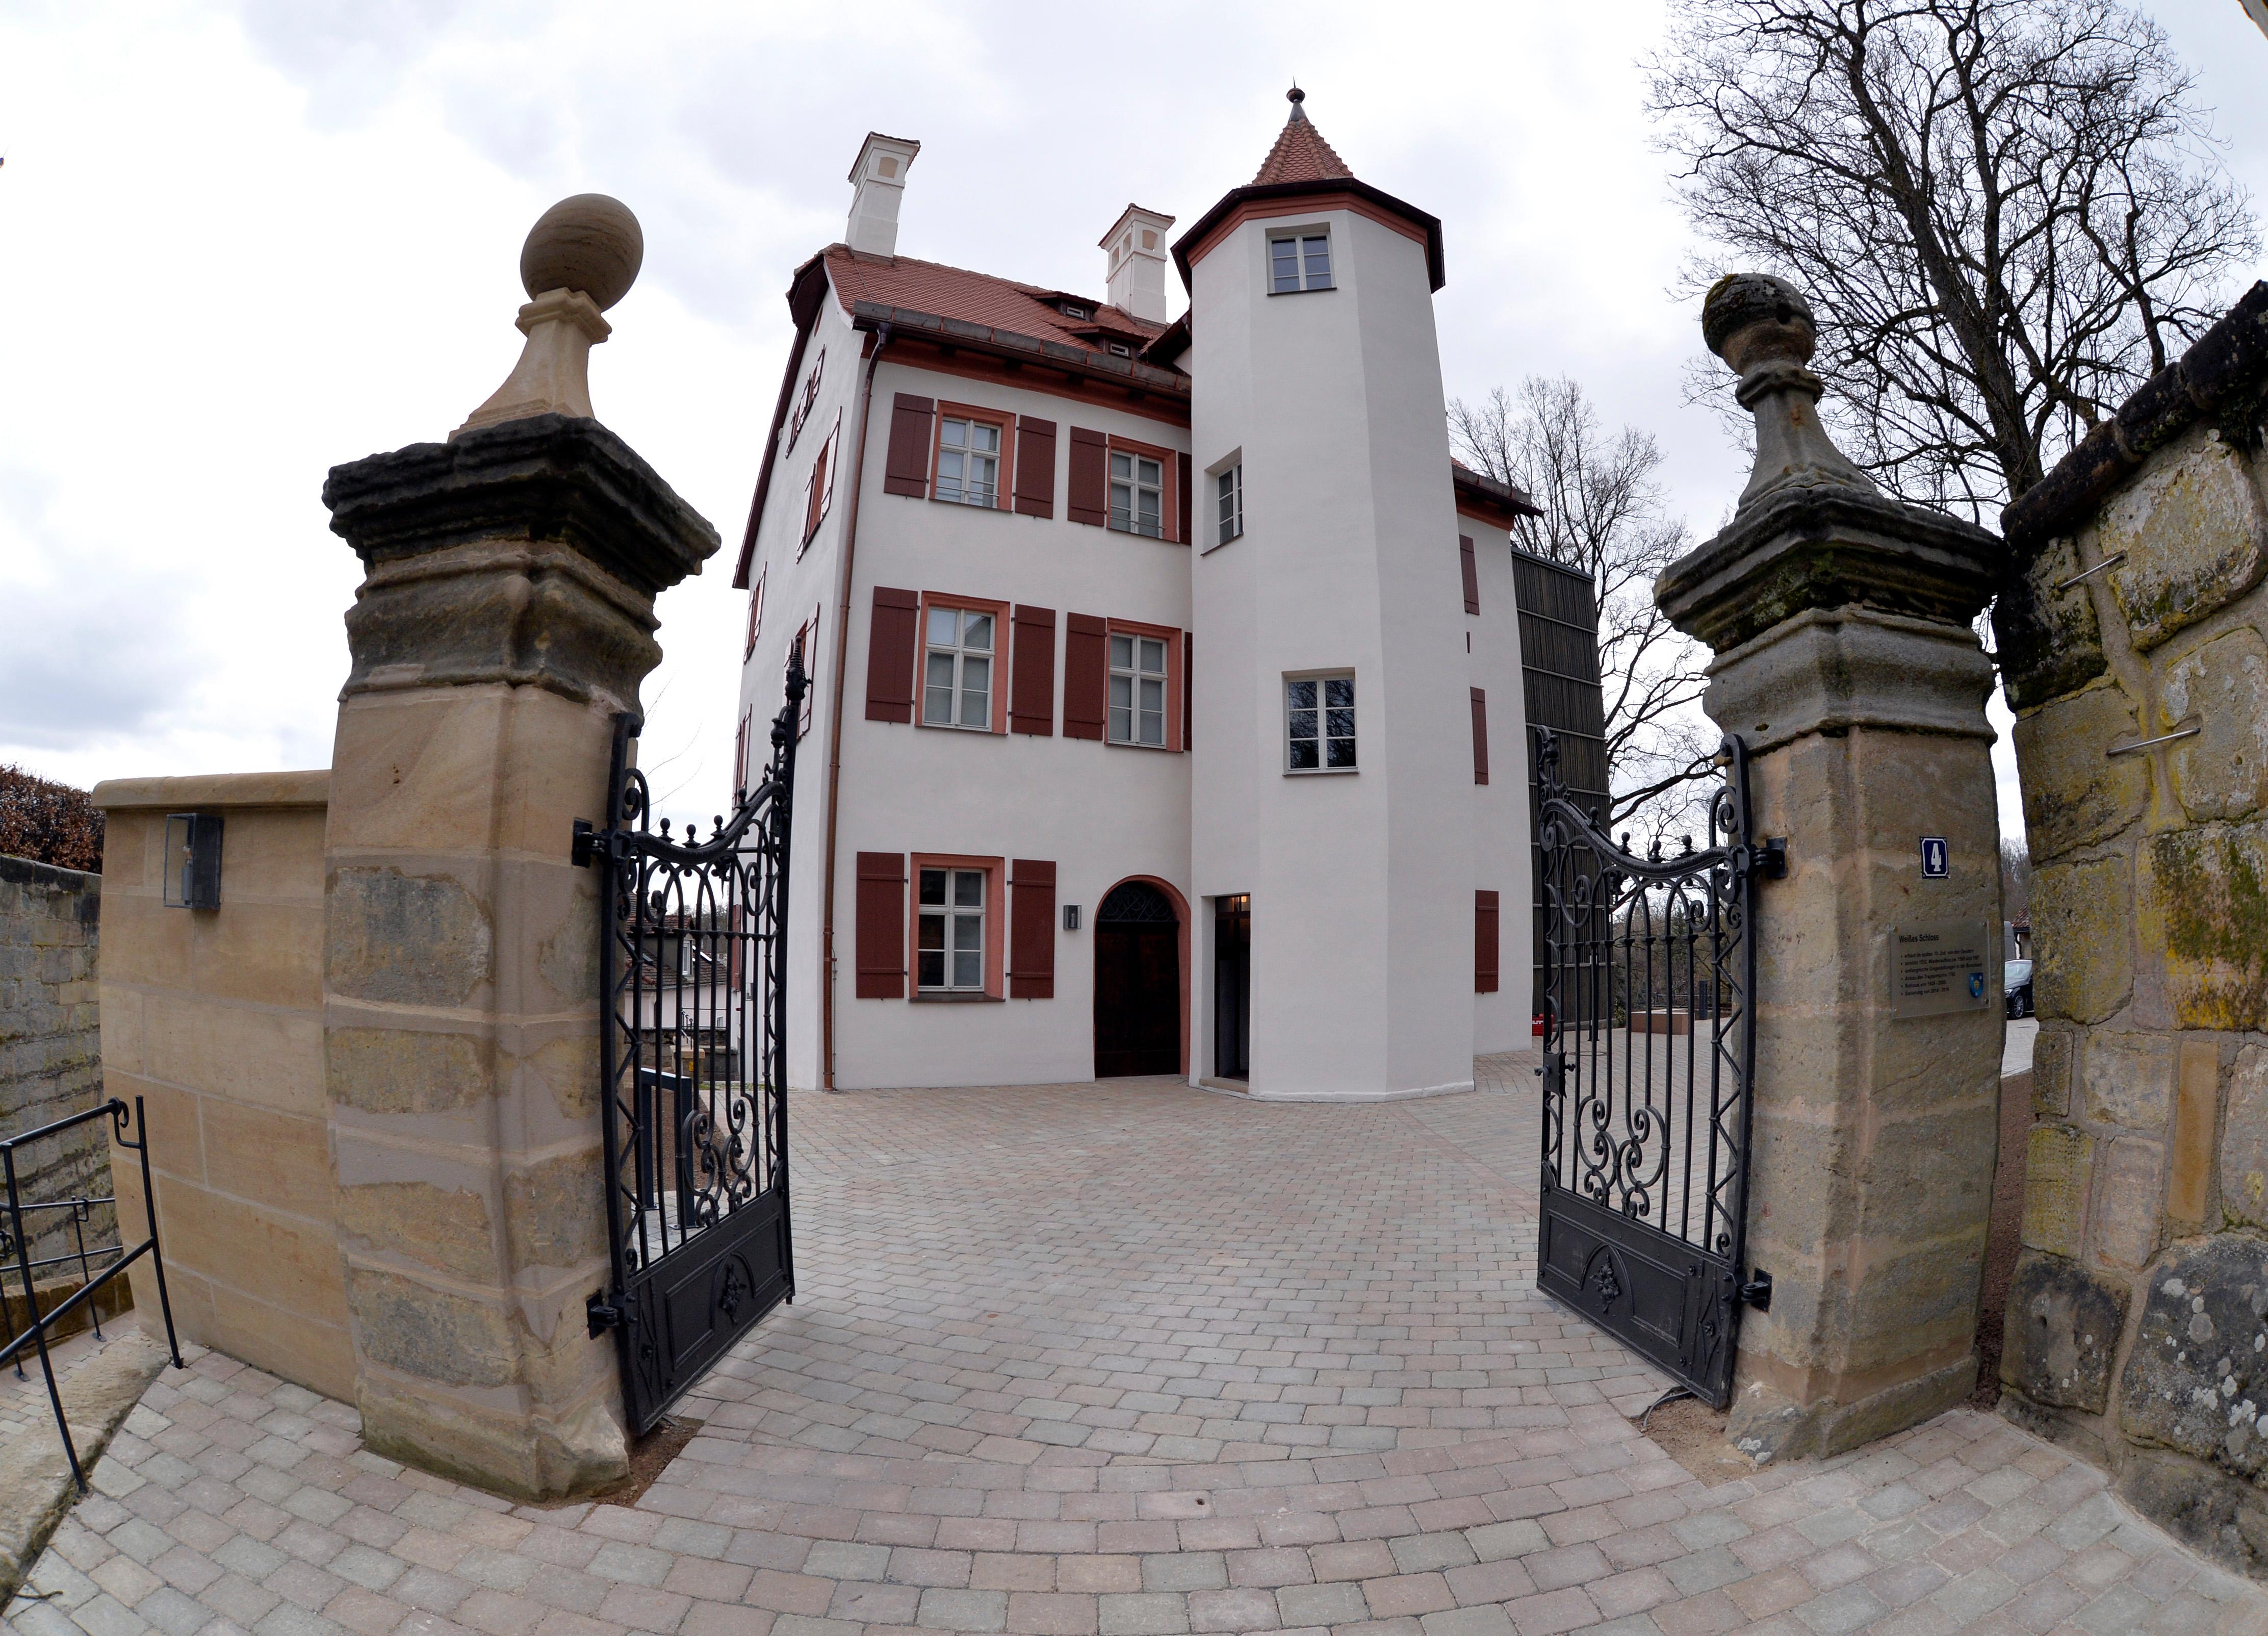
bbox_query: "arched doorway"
[1093,880,1181,1077]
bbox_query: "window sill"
[917,719,1002,735]
[1284,766,1358,776]
[910,991,1005,1004]
[1201,530,1242,557]
[1267,285,1336,296]
[929,494,1005,512]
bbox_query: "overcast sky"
[3,1,2264,843]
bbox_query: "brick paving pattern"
[9,1061,2265,1634]
[2,1325,113,1448]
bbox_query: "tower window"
[1269,232,1333,294]
[1285,673,1356,772]
[1110,451,1164,538]
[1216,465,1244,546]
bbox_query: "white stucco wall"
[1460,513,1536,1055]
[1187,206,1481,1100]
[743,293,1198,1091]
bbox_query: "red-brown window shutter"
[1010,605,1056,735]
[1459,535,1480,615]
[1009,859,1057,999]
[1176,451,1193,545]
[855,853,907,999]
[883,394,934,497]
[1470,687,1489,784]
[1182,632,1193,750]
[864,587,919,723]
[1063,614,1108,739]
[798,607,820,737]
[1067,428,1109,526]
[1476,890,1500,993]
[744,569,764,659]
[1014,418,1057,518]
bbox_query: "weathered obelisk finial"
[1702,272,1877,508]
[455,193,645,438]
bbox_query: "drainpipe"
[819,321,891,1092]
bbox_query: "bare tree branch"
[1450,379,1715,837]
[1646,0,2255,520]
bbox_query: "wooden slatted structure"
[1510,546,1609,1024]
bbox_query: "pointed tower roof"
[1251,87,1354,185]
[1173,88,1445,292]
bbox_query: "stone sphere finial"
[520,194,643,312]
[1703,273,1816,376]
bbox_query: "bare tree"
[1451,378,1714,836]
[1647,0,2256,519]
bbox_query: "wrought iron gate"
[1532,726,1780,1407]
[577,659,804,1433]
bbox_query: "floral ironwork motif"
[1532,724,1772,1409]
[585,646,807,1433]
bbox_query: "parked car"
[2005,959,2033,1018]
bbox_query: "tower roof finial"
[1287,83,1306,119]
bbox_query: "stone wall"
[1995,282,2268,1572]
[0,852,113,1289]
[91,772,351,1399]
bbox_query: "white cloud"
[1,0,2259,837]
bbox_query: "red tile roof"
[821,245,1163,351]
[1253,103,1355,186]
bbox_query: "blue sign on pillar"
[1920,836,1949,879]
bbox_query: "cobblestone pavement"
[10,1064,2266,1636]
[2,1325,114,1449]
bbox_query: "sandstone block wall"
[91,772,350,1398]
[0,852,113,1285]
[1995,285,2268,1573]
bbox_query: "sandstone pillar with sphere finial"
[1657,275,2008,1463]
[316,195,719,1497]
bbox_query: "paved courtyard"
[10,1060,2268,1636]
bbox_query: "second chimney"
[1101,205,1175,325]
[847,133,920,257]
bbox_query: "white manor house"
[733,92,1597,1098]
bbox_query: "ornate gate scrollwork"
[1532,725,1780,1407]
[577,653,805,1433]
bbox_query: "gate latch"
[1738,1268,1773,1311]
[586,1290,625,1336]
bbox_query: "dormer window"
[1060,302,1091,320]
[1269,231,1334,294]
[1107,342,1132,358]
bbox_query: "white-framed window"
[1110,450,1163,537]
[917,867,986,991]
[923,606,994,729]
[1216,465,1243,546]
[1270,231,1334,294]
[1109,632,1169,747]
[936,417,1001,507]
[1285,673,1356,771]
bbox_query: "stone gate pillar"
[315,196,719,1496]
[1658,276,2008,1461]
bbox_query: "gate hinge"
[571,820,596,868]
[1750,837,1787,880]
[1738,1268,1773,1311]
[586,1290,626,1336]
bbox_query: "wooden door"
[1093,882,1180,1077]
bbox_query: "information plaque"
[1891,920,1993,1018]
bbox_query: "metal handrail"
[1,1097,184,1491]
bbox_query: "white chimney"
[1100,204,1176,324]
[846,133,920,257]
